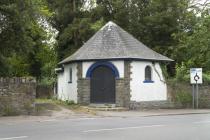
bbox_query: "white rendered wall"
[82,60,124,78]
[57,72,64,99]
[57,63,78,103]
[82,61,94,78]
[130,61,167,101]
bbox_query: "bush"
[175,63,189,82]
[203,73,210,84]
[175,92,192,108]
[65,100,75,105]
[23,101,34,115]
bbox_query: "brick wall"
[0,77,36,116]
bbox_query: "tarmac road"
[0,113,210,140]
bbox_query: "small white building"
[56,21,173,107]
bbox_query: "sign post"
[190,68,202,109]
[192,84,195,109]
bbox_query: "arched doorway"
[86,62,119,103]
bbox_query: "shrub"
[23,101,34,115]
[65,100,75,105]
[175,91,192,107]
[203,73,210,84]
[175,63,189,82]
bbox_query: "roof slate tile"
[59,21,173,64]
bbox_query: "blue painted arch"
[86,61,119,78]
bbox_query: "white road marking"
[67,118,97,121]
[83,124,166,133]
[38,117,98,123]
[38,119,57,122]
[193,121,210,124]
[0,136,28,140]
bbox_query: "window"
[144,65,154,83]
[68,68,72,83]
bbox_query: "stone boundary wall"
[0,77,36,116]
[199,86,210,108]
[167,82,210,108]
[130,82,210,109]
[129,100,181,110]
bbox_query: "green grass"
[35,98,80,110]
[35,98,97,115]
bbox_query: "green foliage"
[23,101,34,115]
[49,0,210,78]
[203,73,210,84]
[172,6,210,78]
[1,0,210,83]
[175,63,189,82]
[90,18,105,32]
[160,64,169,79]
[65,100,75,105]
[37,45,57,85]
[0,0,57,85]
[175,91,192,107]
[35,98,79,111]
[173,65,210,84]
[56,18,95,59]
[92,0,192,58]
[7,54,30,76]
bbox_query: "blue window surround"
[86,61,119,78]
[143,80,154,83]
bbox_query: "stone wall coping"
[0,77,36,84]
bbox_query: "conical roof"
[59,21,173,64]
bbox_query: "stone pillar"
[116,61,131,107]
[77,62,90,105]
[116,79,125,106]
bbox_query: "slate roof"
[59,21,173,64]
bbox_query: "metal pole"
[196,83,199,109]
[192,84,194,109]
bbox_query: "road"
[0,114,210,140]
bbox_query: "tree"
[0,0,56,81]
[47,0,94,60]
[175,12,210,72]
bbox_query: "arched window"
[68,68,72,83]
[145,65,152,82]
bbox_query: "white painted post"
[196,82,199,109]
[192,84,195,109]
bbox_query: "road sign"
[190,68,202,84]
[190,68,202,109]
